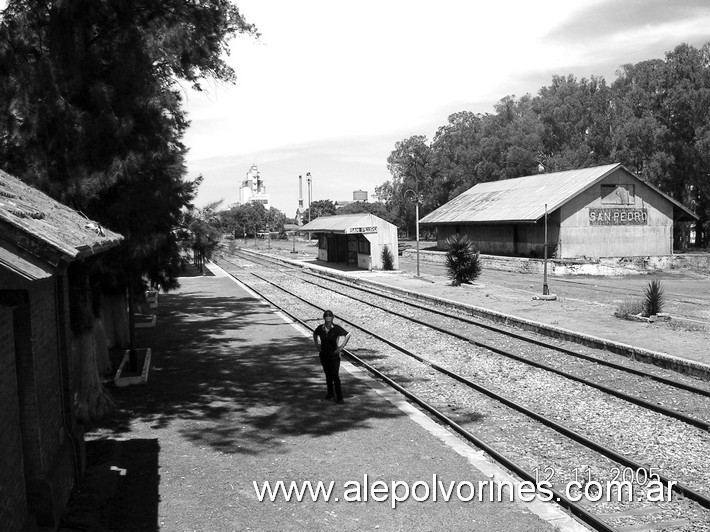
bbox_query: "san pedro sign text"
[589,208,648,226]
[346,226,378,234]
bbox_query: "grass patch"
[614,298,645,319]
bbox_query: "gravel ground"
[223,257,710,530]
[242,238,710,368]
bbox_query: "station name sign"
[589,208,648,225]
[346,226,378,234]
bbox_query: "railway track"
[215,249,710,531]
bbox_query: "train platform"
[59,261,589,532]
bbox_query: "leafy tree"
[219,202,287,239]
[385,136,432,236]
[533,75,613,171]
[381,41,710,249]
[265,206,288,235]
[490,95,543,179]
[336,200,397,224]
[610,45,710,246]
[303,199,336,222]
[183,200,224,271]
[0,0,257,420]
[430,111,486,204]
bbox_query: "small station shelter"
[299,213,399,270]
[419,163,698,259]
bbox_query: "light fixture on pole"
[404,189,420,277]
[306,172,312,241]
[306,172,312,223]
[543,203,549,295]
[533,203,556,300]
[408,153,421,277]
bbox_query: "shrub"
[614,298,644,319]
[445,234,482,286]
[381,245,395,270]
[644,279,665,317]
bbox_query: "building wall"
[431,169,676,259]
[559,169,674,258]
[5,275,77,528]
[0,303,29,532]
[314,218,399,270]
[365,220,399,270]
[435,218,560,258]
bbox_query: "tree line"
[377,42,710,248]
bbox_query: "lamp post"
[306,172,312,241]
[404,189,421,277]
[543,203,549,295]
[408,154,421,277]
[306,172,312,223]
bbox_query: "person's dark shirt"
[314,324,348,357]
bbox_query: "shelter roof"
[299,213,388,234]
[420,163,698,225]
[0,169,123,279]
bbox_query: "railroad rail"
[215,249,710,531]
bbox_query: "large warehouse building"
[419,163,698,259]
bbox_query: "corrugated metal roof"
[420,163,698,225]
[299,213,383,233]
[0,169,123,272]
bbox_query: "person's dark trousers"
[319,353,343,401]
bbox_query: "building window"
[601,184,634,205]
[357,238,370,254]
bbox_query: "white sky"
[184,0,710,214]
[3,0,710,215]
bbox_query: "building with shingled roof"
[0,168,122,531]
[419,163,698,259]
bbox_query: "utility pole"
[307,172,312,223]
[307,172,312,241]
[543,203,549,295]
[410,154,420,277]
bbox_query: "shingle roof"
[0,169,123,278]
[420,163,698,225]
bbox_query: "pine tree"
[0,0,257,420]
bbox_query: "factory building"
[239,165,270,209]
[419,163,698,259]
[299,213,398,270]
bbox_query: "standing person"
[313,310,351,403]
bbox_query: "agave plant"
[445,234,482,286]
[644,279,665,317]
